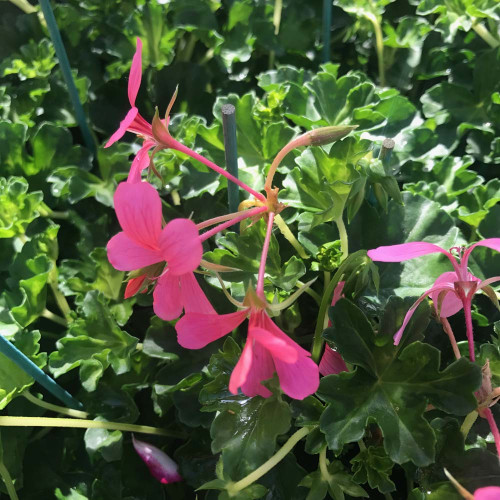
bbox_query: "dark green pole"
[38,0,96,155]
[322,0,332,63]
[378,137,395,164]
[0,335,83,410]
[221,104,240,233]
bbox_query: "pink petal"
[105,107,139,148]
[394,283,456,345]
[127,141,154,184]
[250,327,298,363]
[229,338,257,395]
[179,272,216,315]
[478,276,500,290]
[159,219,202,275]
[132,435,182,484]
[274,355,320,400]
[367,242,456,264]
[474,487,500,500]
[240,341,275,398]
[430,272,463,318]
[463,238,500,269]
[176,309,248,349]
[153,273,183,321]
[128,38,143,107]
[114,181,162,249]
[319,345,348,376]
[107,232,163,271]
[124,275,146,298]
[328,281,345,327]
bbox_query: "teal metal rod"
[378,137,395,164]
[38,0,96,155]
[0,335,83,410]
[221,104,240,233]
[322,0,332,63]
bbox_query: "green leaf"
[351,446,396,493]
[319,299,481,466]
[49,292,138,391]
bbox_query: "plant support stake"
[38,0,96,155]
[322,0,332,63]
[379,137,395,164]
[0,335,83,410]
[221,104,240,233]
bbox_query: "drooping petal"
[328,281,345,327]
[463,238,500,269]
[394,283,456,345]
[430,272,463,317]
[367,242,458,269]
[179,272,216,315]
[229,338,257,395]
[107,232,163,271]
[114,181,163,249]
[319,344,348,376]
[176,309,248,349]
[127,141,154,184]
[105,107,139,148]
[128,38,143,107]
[240,341,275,398]
[475,487,500,500]
[153,273,183,321]
[124,275,146,298]
[274,355,320,400]
[132,435,182,484]
[159,219,202,275]
[250,327,298,363]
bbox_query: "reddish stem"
[199,206,267,242]
[256,212,275,298]
[441,317,461,360]
[462,297,476,361]
[197,208,262,231]
[483,407,500,460]
[171,139,266,203]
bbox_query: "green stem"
[357,439,366,451]
[334,216,348,262]
[364,13,385,86]
[274,214,309,260]
[8,0,36,13]
[461,410,479,439]
[472,20,499,48]
[0,416,179,438]
[48,269,72,322]
[41,308,67,327]
[319,446,333,482]
[0,460,19,500]
[297,281,322,305]
[23,391,88,419]
[227,427,311,496]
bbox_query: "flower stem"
[441,317,461,360]
[463,298,476,361]
[334,216,348,261]
[197,208,262,231]
[23,391,88,419]
[483,408,500,459]
[319,446,333,482]
[227,427,311,496]
[364,13,386,86]
[274,214,309,259]
[0,460,19,500]
[172,140,266,202]
[472,20,499,48]
[296,281,322,305]
[0,416,179,438]
[460,410,478,439]
[256,213,275,299]
[48,268,73,322]
[199,206,267,242]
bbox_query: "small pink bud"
[132,435,182,484]
[307,125,358,146]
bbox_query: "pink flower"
[367,239,500,360]
[319,281,348,376]
[106,181,212,320]
[175,304,319,400]
[474,487,500,499]
[132,435,182,484]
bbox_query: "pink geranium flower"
[319,281,348,376]
[445,468,500,499]
[367,239,500,360]
[106,181,212,320]
[132,435,182,484]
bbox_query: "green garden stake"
[221,104,240,233]
[0,335,83,411]
[38,0,96,156]
[378,137,395,164]
[322,0,332,63]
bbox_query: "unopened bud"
[307,125,358,146]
